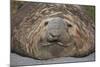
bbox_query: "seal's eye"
[67,23,72,27]
[44,21,48,26]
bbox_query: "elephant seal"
[11,2,95,59]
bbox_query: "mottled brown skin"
[11,2,95,59]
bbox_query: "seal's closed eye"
[44,21,48,26]
[67,23,72,27]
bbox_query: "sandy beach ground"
[10,52,95,66]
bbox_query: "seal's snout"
[49,30,60,37]
[46,17,65,42]
[47,30,60,42]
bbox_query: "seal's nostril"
[47,32,60,42]
[49,32,60,38]
[50,33,56,37]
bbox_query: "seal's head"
[40,17,74,46]
[32,16,94,59]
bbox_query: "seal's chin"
[39,42,65,57]
[37,38,76,59]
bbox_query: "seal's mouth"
[40,39,73,47]
[38,35,75,58]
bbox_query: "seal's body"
[11,2,95,59]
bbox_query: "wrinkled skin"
[11,2,95,59]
